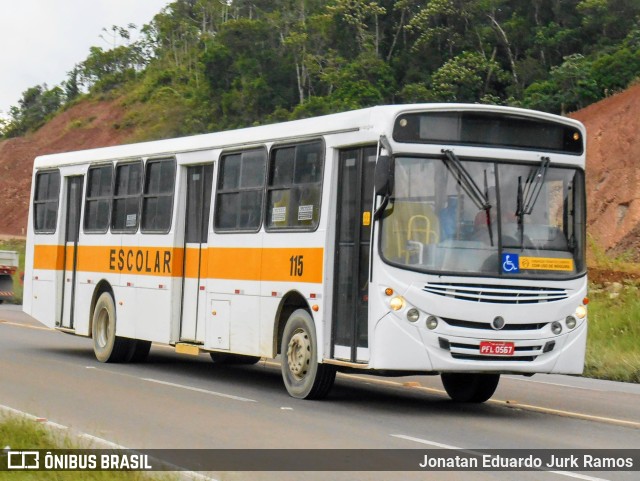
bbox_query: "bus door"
[60,176,84,329]
[332,146,376,362]
[180,164,213,342]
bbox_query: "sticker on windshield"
[501,254,520,273]
[520,257,574,271]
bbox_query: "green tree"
[63,66,82,103]
[2,85,64,137]
[327,0,386,55]
[577,0,640,42]
[324,53,395,108]
[430,51,508,102]
[524,54,599,113]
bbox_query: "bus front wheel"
[92,292,134,363]
[441,373,500,403]
[281,309,335,399]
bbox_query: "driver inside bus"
[473,187,516,243]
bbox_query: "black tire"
[128,340,152,363]
[441,373,500,403]
[92,292,134,363]
[281,309,335,400]
[210,352,261,365]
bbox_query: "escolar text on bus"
[108,249,172,274]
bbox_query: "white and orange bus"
[23,104,588,402]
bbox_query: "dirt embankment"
[571,84,640,261]
[0,100,134,236]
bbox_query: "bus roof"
[32,103,584,169]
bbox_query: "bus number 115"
[289,255,304,277]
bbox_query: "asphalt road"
[1,304,639,481]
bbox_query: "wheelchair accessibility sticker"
[501,254,520,273]
[502,253,575,273]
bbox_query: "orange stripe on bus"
[33,245,65,270]
[33,245,323,283]
[207,247,323,283]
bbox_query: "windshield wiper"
[516,156,550,247]
[442,149,494,245]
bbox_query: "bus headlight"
[426,315,438,330]
[389,296,405,311]
[551,321,563,335]
[406,308,420,323]
[575,305,587,319]
[565,316,577,330]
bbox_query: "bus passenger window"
[112,161,143,233]
[214,148,266,232]
[142,158,176,233]
[84,164,113,233]
[266,140,324,231]
[33,170,61,233]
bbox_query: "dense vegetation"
[2,0,640,139]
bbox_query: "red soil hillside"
[571,84,640,260]
[0,100,133,235]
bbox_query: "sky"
[0,0,172,118]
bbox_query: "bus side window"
[84,164,113,233]
[33,170,61,234]
[214,148,266,232]
[112,161,143,233]
[142,158,176,233]
[266,140,324,231]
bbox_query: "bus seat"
[407,214,439,244]
[383,201,440,262]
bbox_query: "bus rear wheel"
[92,292,134,363]
[441,373,500,403]
[281,309,335,399]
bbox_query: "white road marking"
[391,434,611,481]
[546,472,611,481]
[141,377,257,403]
[391,434,465,450]
[84,365,258,404]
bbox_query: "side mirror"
[374,155,394,196]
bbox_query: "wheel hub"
[287,329,311,380]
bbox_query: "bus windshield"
[380,155,586,278]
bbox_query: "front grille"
[423,282,568,304]
[442,317,548,331]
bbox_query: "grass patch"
[587,234,640,274]
[0,239,25,304]
[0,415,167,480]
[584,280,640,383]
